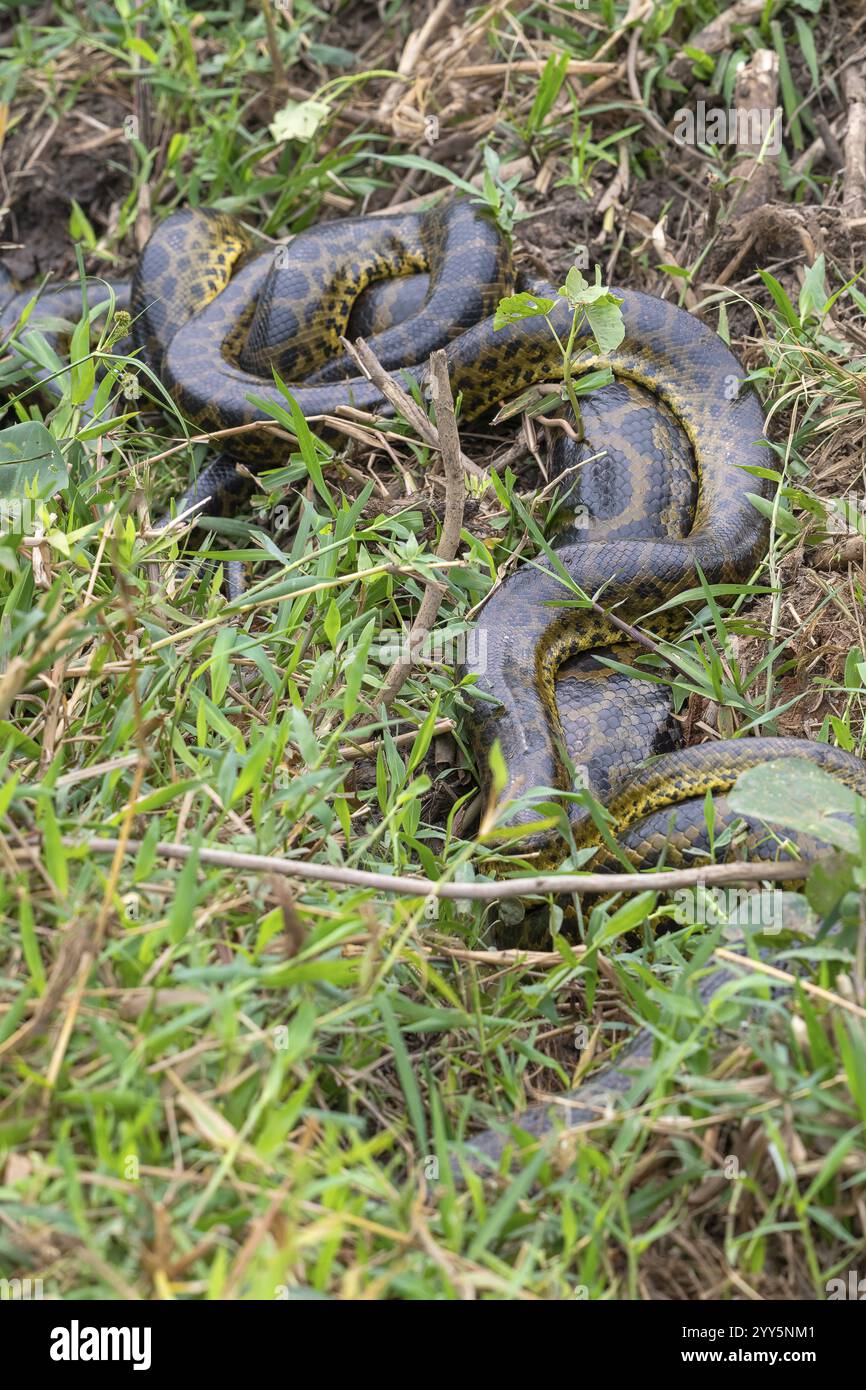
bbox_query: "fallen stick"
[378,350,466,708]
[450,60,616,79]
[342,334,486,481]
[843,62,866,219]
[72,835,821,899]
[731,48,781,213]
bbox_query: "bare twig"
[843,62,866,219]
[72,836,823,900]
[260,0,289,92]
[376,0,454,124]
[814,114,845,171]
[341,333,486,481]
[338,717,454,761]
[379,350,465,707]
[451,59,616,79]
[732,48,781,213]
[0,919,92,1059]
[142,419,294,466]
[714,229,758,288]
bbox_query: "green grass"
[1,0,865,1300]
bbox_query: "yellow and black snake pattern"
[4,195,866,871]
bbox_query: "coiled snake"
[3,197,864,1163]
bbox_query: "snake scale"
[3,196,864,1164]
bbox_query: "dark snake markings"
[3,196,865,858]
[3,198,865,1161]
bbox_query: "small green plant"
[493,263,625,418]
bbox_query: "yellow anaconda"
[4,196,866,868]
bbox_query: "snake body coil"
[5,198,865,864]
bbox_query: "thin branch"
[143,420,294,466]
[338,717,454,761]
[843,61,866,218]
[451,59,616,79]
[341,334,486,480]
[376,0,454,124]
[260,0,289,92]
[72,835,822,899]
[379,350,466,707]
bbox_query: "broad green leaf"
[0,423,68,514]
[592,890,657,947]
[487,738,508,796]
[18,881,46,994]
[493,290,555,330]
[806,854,855,917]
[583,294,625,353]
[209,626,236,706]
[68,198,96,248]
[127,35,160,64]
[324,598,341,650]
[729,757,862,854]
[380,993,427,1151]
